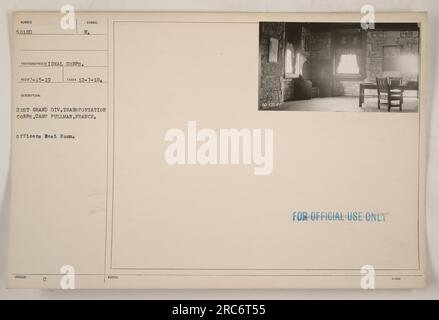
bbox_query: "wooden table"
[359,82,419,107]
[359,83,377,107]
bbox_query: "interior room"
[258,22,420,112]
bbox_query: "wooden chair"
[376,77,403,112]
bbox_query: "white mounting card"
[8,11,427,289]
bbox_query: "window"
[335,48,363,78]
[285,42,301,78]
[336,53,360,74]
[284,42,294,75]
[334,30,365,79]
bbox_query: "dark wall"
[309,32,333,97]
[332,30,419,96]
[259,22,311,109]
[259,23,284,109]
[366,30,419,81]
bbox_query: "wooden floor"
[276,96,419,112]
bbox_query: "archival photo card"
[7,11,427,289]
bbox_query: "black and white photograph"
[259,22,420,112]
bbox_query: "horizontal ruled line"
[19,65,108,68]
[18,49,108,52]
[17,33,107,36]
[18,81,108,84]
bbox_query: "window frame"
[333,30,366,80]
[284,41,300,79]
